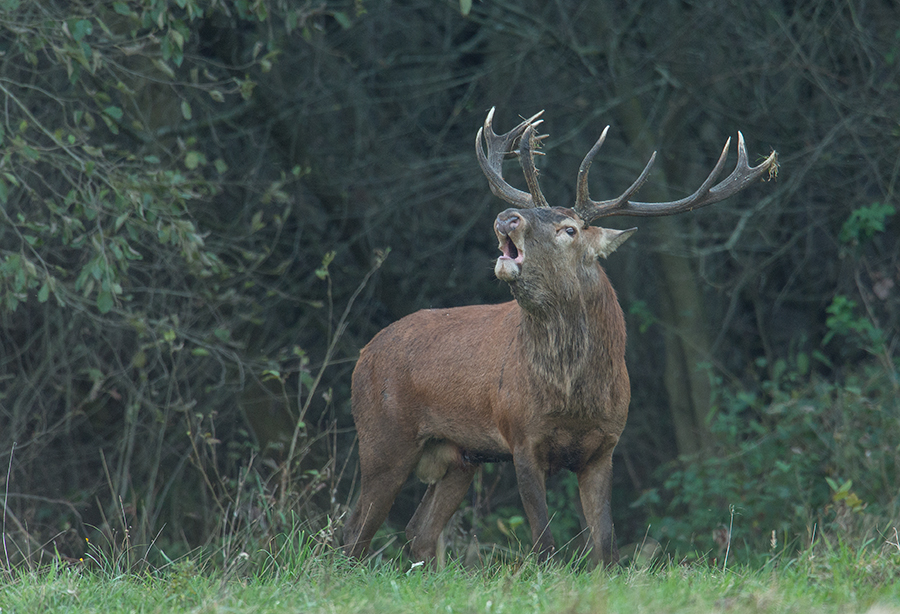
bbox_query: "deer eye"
[565,227,577,236]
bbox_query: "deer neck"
[514,263,625,409]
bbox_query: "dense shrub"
[638,361,898,562]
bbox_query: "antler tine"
[706,132,777,201]
[575,125,610,210]
[518,123,550,208]
[575,125,658,222]
[476,107,549,209]
[583,132,778,221]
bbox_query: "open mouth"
[495,233,525,281]
[499,235,524,263]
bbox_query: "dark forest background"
[0,0,898,566]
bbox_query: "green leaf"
[460,0,473,15]
[184,151,206,169]
[181,100,192,120]
[333,11,352,28]
[101,116,119,135]
[104,106,123,120]
[251,211,264,232]
[299,370,315,391]
[262,369,282,382]
[169,28,185,51]
[37,282,50,303]
[71,19,93,42]
[315,250,336,280]
[96,290,114,313]
[112,2,132,15]
[839,201,896,244]
[237,77,256,101]
[152,59,176,79]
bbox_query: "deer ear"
[590,226,637,259]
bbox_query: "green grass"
[2,537,900,614]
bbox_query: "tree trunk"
[613,87,713,457]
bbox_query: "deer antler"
[476,107,549,209]
[574,130,778,222]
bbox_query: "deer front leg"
[577,448,618,566]
[512,449,555,560]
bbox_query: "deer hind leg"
[406,461,476,564]
[343,441,421,559]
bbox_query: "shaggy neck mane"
[516,263,625,410]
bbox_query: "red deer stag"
[343,108,777,565]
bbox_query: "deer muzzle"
[494,210,525,281]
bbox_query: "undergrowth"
[635,360,900,566]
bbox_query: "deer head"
[477,107,775,317]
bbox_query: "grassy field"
[2,535,899,614]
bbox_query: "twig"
[3,442,15,573]
[278,251,388,510]
[722,504,735,571]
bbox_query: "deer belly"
[413,401,510,483]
